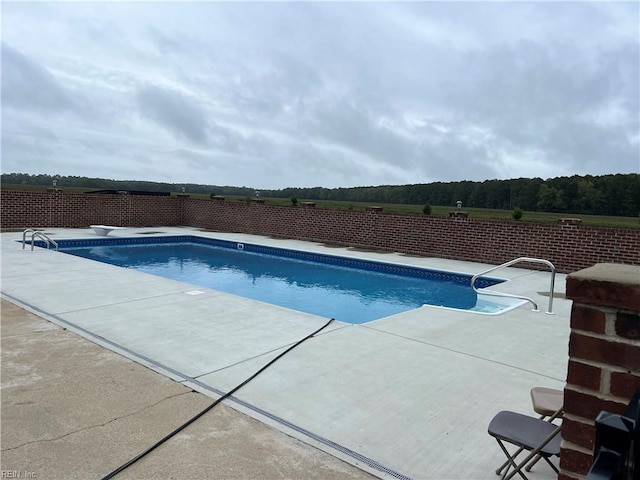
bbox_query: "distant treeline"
[1,173,257,198]
[269,174,640,217]
[2,172,639,217]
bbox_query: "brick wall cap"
[568,264,640,287]
[567,263,640,310]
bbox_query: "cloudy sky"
[2,1,638,189]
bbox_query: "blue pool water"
[48,236,504,324]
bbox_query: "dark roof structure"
[85,190,170,196]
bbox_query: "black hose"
[102,318,334,480]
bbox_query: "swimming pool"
[38,235,508,324]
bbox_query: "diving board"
[90,225,127,236]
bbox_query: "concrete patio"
[1,227,570,479]
[1,299,375,479]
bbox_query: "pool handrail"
[23,229,59,252]
[470,257,556,314]
[22,229,41,249]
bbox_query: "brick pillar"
[177,194,190,225]
[118,191,130,227]
[561,263,640,480]
[47,188,63,227]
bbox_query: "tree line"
[1,173,256,198]
[265,174,639,217]
[2,172,638,217]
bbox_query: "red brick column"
[47,188,62,227]
[561,264,640,479]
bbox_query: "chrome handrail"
[470,257,556,314]
[22,229,42,249]
[33,231,59,251]
[23,229,59,252]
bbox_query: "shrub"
[423,204,432,215]
[512,207,524,221]
[290,196,298,206]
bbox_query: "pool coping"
[32,234,516,321]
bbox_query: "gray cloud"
[1,2,638,188]
[136,84,209,144]
[1,43,75,113]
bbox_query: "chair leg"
[542,456,559,474]
[496,446,525,475]
[495,440,530,480]
[524,453,542,472]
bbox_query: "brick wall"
[2,190,639,273]
[0,189,183,228]
[187,198,639,273]
[560,264,640,479]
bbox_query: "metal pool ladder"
[22,229,59,251]
[470,257,556,314]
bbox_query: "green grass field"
[188,193,640,229]
[3,184,639,229]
